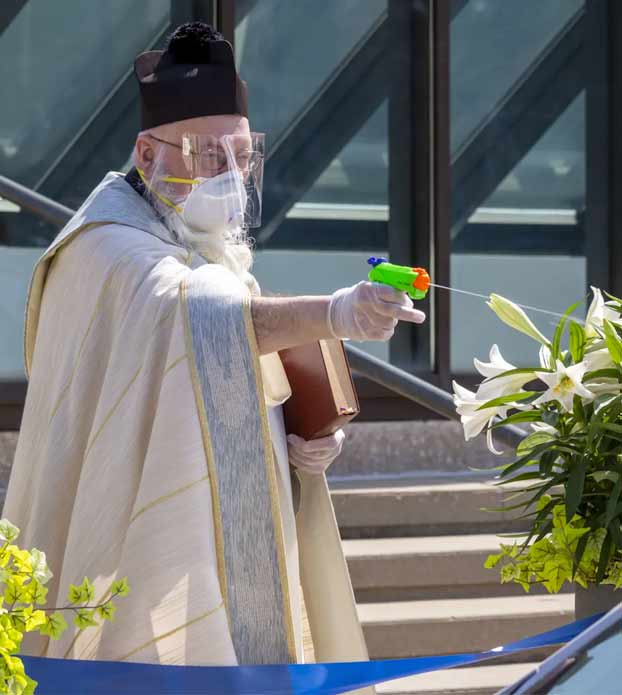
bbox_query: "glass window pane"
[450,1,586,373]
[0,0,170,189]
[451,0,583,150]
[237,0,386,143]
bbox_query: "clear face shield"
[138,131,265,242]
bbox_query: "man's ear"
[134,135,156,175]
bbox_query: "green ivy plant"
[0,519,130,694]
[453,287,622,593]
[485,499,622,593]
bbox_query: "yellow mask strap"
[136,167,195,214]
[161,175,200,185]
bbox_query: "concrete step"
[376,662,538,695]
[358,594,574,660]
[331,421,512,479]
[343,535,572,601]
[333,482,531,539]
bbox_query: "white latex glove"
[287,430,346,475]
[327,281,426,342]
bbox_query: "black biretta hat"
[134,22,248,130]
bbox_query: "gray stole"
[181,264,295,664]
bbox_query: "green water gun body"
[367,257,431,300]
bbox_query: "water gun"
[367,257,431,300]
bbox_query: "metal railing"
[0,175,526,447]
[0,176,73,227]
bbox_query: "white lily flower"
[474,344,516,378]
[584,346,615,373]
[487,294,550,346]
[473,345,535,402]
[585,287,622,338]
[453,381,508,452]
[533,360,595,412]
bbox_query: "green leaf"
[39,612,67,640]
[542,557,572,593]
[596,531,613,583]
[487,367,547,382]
[590,471,620,484]
[603,319,622,365]
[598,423,622,435]
[484,552,503,569]
[78,577,95,603]
[573,395,586,425]
[517,431,555,457]
[551,300,583,361]
[476,391,539,411]
[583,368,620,381]
[569,320,586,362]
[110,577,131,598]
[608,521,622,550]
[605,476,622,527]
[96,602,117,622]
[573,532,590,578]
[73,608,98,630]
[491,410,544,428]
[67,583,83,605]
[565,460,587,522]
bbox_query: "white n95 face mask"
[181,169,248,236]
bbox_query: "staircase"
[332,480,574,695]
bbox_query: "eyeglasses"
[146,132,262,175]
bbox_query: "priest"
[3,22,425,673]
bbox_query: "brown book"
[279,339,360,440]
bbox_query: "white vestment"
[3,172,373,690]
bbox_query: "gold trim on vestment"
[179,279,229,622]
[83,365,142,462]
[129,474,209,525]
[116,601,225,661]
[24,221,102,377]
[241,295,297,663]
[163,353,188,376]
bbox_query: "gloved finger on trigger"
[369,282,407,302]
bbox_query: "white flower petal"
[584,348,614,372]
[452,381,475,403]
[462,411,493,440]
[585,287,604,337]
[486,420,505,456]
[474,344,516,378]
[487,294,550,345]
[535,371,559,389]
[531,389,556,408]
[539,344,553,369]
[565,361,588,383]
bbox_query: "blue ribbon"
[22,613,603,695]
